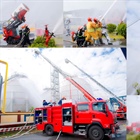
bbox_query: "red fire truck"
[110,97,126,119]
[2,3,29,45]
[34,51,119,140]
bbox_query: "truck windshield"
[106,100,115,112]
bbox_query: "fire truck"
[65,58,127,120]
[34,50,119,140]
[2,3,29,45]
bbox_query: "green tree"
[132,82,140,95]
[116,23,126,39]
[29,106,34,112]
[107,23,117,33]
[29,36,56,48]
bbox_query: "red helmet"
[93,18,98,22]
[87,17,92,21]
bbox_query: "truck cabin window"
[92,102,105,112]
[77,104,89,111]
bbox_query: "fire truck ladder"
[65,58,126,106]
[34,50,96,102]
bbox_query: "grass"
[108,33,126,46]
[109,33,125,40]
[0,34,2,39]
[127,134,140,140]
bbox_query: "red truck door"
[92,102,113,128]
[75,103,92,124]
[61,103,73,133]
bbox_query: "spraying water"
[1,77,43,112]
[52,15,63,33]
[18,78,42,108]
[100,0,117,21]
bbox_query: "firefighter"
[43,100,52,107]
[64,18,71,36]
[44,25,51,46]
[82,17,99,47]
[19,26,23,40]
[58,97,66,105]
[22,24,31,47]
[93,18,105,45]
[71,26,85,47]
[44,25,49,38]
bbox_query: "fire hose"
[1,110,35,140]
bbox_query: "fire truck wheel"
[45,125,54,136]
[88,125,104,140]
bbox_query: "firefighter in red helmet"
[82,17,99,47]
[71,26,85,47]
[44,24,49,38]
[22,24,31,47]
[44,24,51,46]
[93,18,105,45]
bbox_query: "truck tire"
[88,125,104,140]
[45,125,54,136]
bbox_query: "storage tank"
[1,74,42,112]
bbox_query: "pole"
[0,74,3,106]
[0,60,8,113]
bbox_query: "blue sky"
[0,48,126,100]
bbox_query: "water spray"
[100,0,117,21]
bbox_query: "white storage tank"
[1,74,42,112]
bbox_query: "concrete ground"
[1,120,126,140]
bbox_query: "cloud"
[127,0,140,95]
[0,48,126,99]
[127,95,140,125]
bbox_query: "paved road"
[2,131,125,140]
[0,36,126,48]
[63,35,126,48]
[2,120,126,140]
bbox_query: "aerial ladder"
[64,58,126,119]
[34,50,96,102]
